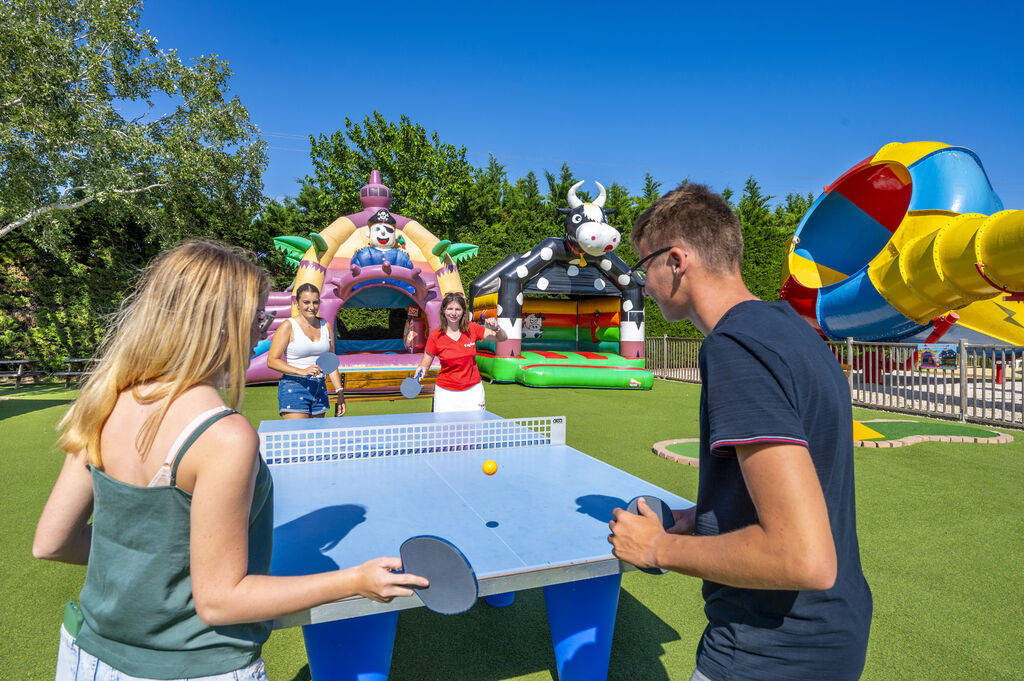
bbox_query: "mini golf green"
[665,441,700,457]
[859,420,1002,440]
[653,420,1011,463]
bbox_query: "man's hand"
[668,506,696,535]
[608,497,669,570]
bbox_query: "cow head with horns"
[557,181,621,257]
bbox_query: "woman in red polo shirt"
[413,292,505,412]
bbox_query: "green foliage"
[303,112,475,240]
[0,207,156,367]
[0,1,287,363]
[736,177,803,303]
[0,0,267,245]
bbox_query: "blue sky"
[142,0,1024,209]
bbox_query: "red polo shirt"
[425,323,486,391]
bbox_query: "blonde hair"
[57,240,271,466]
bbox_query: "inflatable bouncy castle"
[781,142,1024,346]
[469,181,654,389]
[247,171,472,395]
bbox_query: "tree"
[304,112,474,238]
[737,177,791,301]
[0,0,267,245]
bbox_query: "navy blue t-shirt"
[694,300,872,681]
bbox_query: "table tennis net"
[261,416,567,466]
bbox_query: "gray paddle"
[400,536,478,615]
[315,352,340,374]
[400,376,422,399]
[625,495,675,575]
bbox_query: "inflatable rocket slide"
[780,142,1024,346]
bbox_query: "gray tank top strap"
[169,408,238,485]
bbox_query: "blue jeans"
[56,626,268,681]
[277,374,329,416]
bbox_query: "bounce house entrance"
[473,295,653,389]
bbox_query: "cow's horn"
[567,180,584,209]
[594,182,607,208]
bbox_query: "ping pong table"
[260,411,693,681]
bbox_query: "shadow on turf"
[280,588,677,681]
[0,395,75,420]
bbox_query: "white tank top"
[284,317,331,369]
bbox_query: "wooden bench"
[53,358,98,388]
[327,369,438,403]
[0,359,45,388]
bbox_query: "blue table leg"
[301,611,399,681]
[543,573,622,681]
[484,592,515,607]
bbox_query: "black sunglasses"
[630,246,674,283]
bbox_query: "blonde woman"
[266,283,345,418]
[34,241,426,681]
[413,292,505,412]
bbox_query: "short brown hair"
[631,183,743,274]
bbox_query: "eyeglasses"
[255,309,275,334]
[630,246,674,283]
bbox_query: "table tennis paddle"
[625,495,675,575]
[400,376,422,399]
[400,535,478,615]
[315,352,340,374]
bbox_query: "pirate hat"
[369,209,396,226]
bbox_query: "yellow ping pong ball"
[482,460,498,476]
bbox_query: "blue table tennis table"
[260,411,693,681]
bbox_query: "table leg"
[301,611,399,681]
[484,592,515,607]
[543,573,622,681]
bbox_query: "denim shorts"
[278,374,329,415]
[56,625,268,681]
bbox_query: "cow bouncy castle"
[469,181,654,389]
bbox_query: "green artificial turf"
[2,382,1022,680]
[859,420,1003,441]
[664,441,701,457]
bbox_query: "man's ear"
[667,246,688,276]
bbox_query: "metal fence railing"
[645,336,1024,429]
[644,336,702,383]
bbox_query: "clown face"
[369,222,398,249]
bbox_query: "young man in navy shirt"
[609,184,872,681]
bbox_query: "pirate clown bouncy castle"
[246,171,476,395]
[469,181,655,389]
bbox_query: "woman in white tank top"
[267,283,346,418]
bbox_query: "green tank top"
[75,408,274,679]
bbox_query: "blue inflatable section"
[908,148,1003,214]
[347,283,415,307]
[794,191,893,277]
[816,268,929,342]
[336,339,405,353]
[251,339,272,359]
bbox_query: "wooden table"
[53,358,97,387]
[0,359,44,388]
